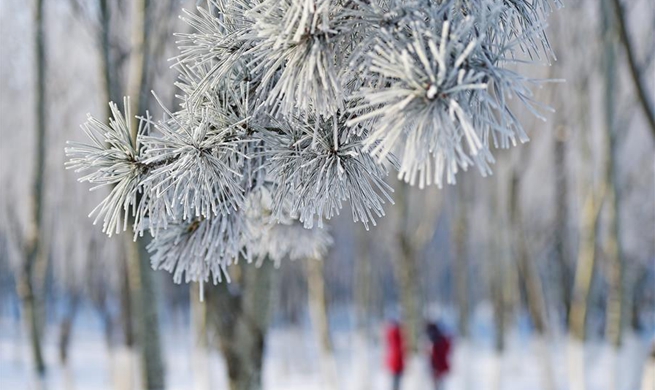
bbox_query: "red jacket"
[385,324,405,374]
[429,336,451,378]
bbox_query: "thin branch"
[611,0,655,138]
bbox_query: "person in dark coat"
[426,322,452,390]
[385,320,405,390]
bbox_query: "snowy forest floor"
[1,307,653,390]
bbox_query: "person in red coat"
[385,320,405,390]
[426,322,451,390]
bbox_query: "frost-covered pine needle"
[66,0,562,284]
[262,114,394,229]
[65,98,150,236]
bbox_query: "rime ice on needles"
[244,186,334,264]
[140,99,248,221]
[174,0,254,108]
[67,0,562,284]
[65,98,149,236]
[246,0,345,117]
[348,1,554,188]
[263,115,394,229]
[148,211,248,284]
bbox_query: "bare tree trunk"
[58,292,81,365]
[509,170,554,390]
[125,238,165,390]
[488,176,509,390]
[553,130,572,323]
[353,226,372,390]
[509,173,548,335]
[305,258,338,389]
[453,175,470,339]
[94,0,136,363]
[17,0,48,378]
[191,285,210,390]
[601,0,625,351]
[354,228,372,333]
[610,0,655,137]
[396,235,420,353]
[98,0,121,107]
[490,251,506,390]
[490,256,506,355]
[600,3,626,389]
[569,191,603,341]
[206,261,275,390]
[125,1,166,388]
[393,184,420,354]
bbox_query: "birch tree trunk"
[191,285,210,390]
[600,0,625,351]
[17,0,48,378]
[568,184,604,390]
[509,170,554,390]
[305,258,338,390]
[489,175,509,390]
[125,0,165,388]
[553,130,572,323]
[205,261,275,390]
[453,175,470,339]
[393,183,420,354]
[353,226,372,390]
[600,2,626,389]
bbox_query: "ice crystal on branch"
[65,99,150,236]
[66,0,561,283]
[140,100,248,221]
[245,0,346,117]
[148,211,248,283]
[348,1,554,187]
[262,115,394,229]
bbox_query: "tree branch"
[611,0,655,138]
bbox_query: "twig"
[611,0,655,138]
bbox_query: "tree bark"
[126,238,165,390]
[610,0,655,137]
[191,284,210,390]
[569,189,604,341]
[392,183,421,354]
[453,175,470,339]
[397,234,420,353]
[509,172,548,334]
[125,0,166,388]
[305,258,338,389]
[206,261,275,390]
[17,0,48,377]
[353,226,372,390]
[601,0,625,350]
[354,227,372,333]
[58,293,81,365]
[509,169,555,390]
[98,0,121,107]
[553,131,572,323]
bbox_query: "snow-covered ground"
[1,309,653,390]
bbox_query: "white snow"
[0,310,652,390]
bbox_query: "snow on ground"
[1,309,653,390]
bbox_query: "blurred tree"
[392,182,441,354]
[610,0,655,137]
[16,0,48,378]
[509,148,554,390]
[305,257,338,389]
[205,261,275,390]
[553,126,573,322]
[452,175,470,339]
[124,0,166,388]
[600,0,625,352]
